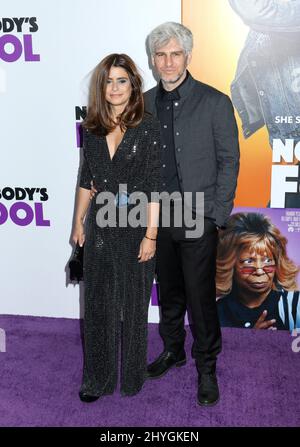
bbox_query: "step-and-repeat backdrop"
[1,0,299,331]
[183,0,300,331]
[0,0,181,321]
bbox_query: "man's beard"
[161,69,186,85]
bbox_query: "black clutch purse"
[69,243,84,281]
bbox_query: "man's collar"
[157,80,180,102]
[157,71,194,101]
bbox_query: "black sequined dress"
[78,114,161,396]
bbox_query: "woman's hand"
[72,220,85,247]
[138,237,156,263]
[254,310,277,330]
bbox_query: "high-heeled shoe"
[79,391,100,403]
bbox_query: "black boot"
[79,391,100,403]
[197,372,220,406]
[147,350,186,379]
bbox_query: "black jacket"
[144,73,240,227]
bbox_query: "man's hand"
[89,180,98,200]
[254,310,277,330]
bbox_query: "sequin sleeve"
[79,128,92,190]
[143,118,162,203]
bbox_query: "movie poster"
[182,0,300,331]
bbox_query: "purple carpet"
[0,314,299,427]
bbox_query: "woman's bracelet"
[145,235,157,241]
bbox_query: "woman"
[72,54,161,401]
[216,212,300,330]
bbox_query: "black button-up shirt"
[156,73,190,195]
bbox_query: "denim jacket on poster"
[229,0,300,142]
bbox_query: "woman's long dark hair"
[83,53,144,135]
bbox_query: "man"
[144,22,240,406]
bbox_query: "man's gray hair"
[147,22,193,55]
